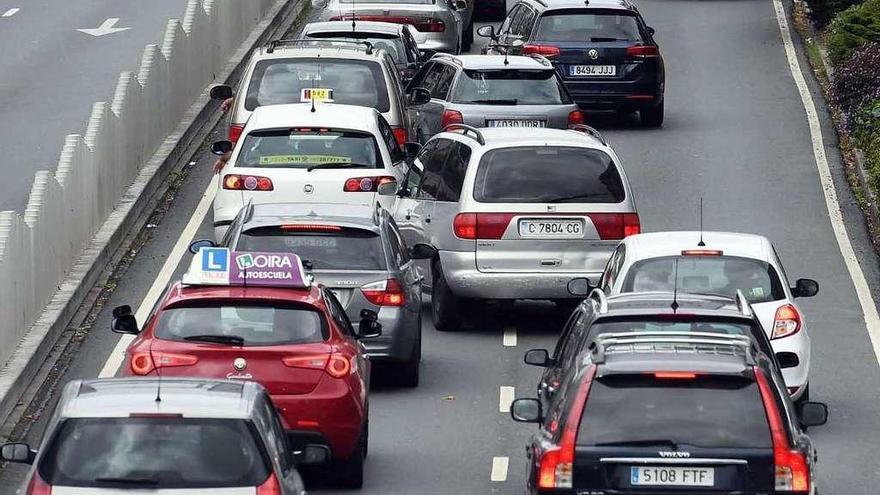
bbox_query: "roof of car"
[58,379,264,419]
[599,291,753,319]
[460,127,607,149]
[595,337,755,376]
[246,103,379,132]
[163,281,324,308]
[303,20,405,35]
[243,203,381,233]
[623,231,774,263]
[536,0,636,12]
[435,54,553,70]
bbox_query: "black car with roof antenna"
[479,0,665,126]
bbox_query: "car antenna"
[671,258,680,313]
[150,343,162,403]
[503,45,510,66]
[310,80,317,113]
[697,197,705,246]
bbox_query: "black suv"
[511,331,828,494]
[479,0,665,126]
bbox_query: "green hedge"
[828,0,880,64]
[807,0,864,26]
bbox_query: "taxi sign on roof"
[183,248,311,288]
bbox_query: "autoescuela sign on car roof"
[182,247,311,288]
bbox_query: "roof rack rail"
[265,38,373,54]
[590,333,756,365]
[734,289,752,317]
[568,124,607,145]
[589,288,608,313]
[442,123,485,145]
[431,53,463,66]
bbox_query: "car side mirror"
[409,87,431,106]
[209,84,234,101]
[477,25,497,40]
[189,238,217,254]
[404,141,422,160]
[567,277,593,297]
[377,180,399,196]
[111,305,139,335]
[791,278,818,298]
[510,398,543,422]
[524,348,552,367]
[1,443,35,464]
[293,444,330,466]
[358,309,382,339]
[410,243,437,260]
[797,401,828,428]
[646,26,656,36]
[453,0,467,10]
[211,140,234,156]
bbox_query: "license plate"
[630,466,714,487]
[570,65,616,76]
[487,119,546,128]
[518,219,584,238]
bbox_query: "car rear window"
[451,69,571,105]
[245,58,390,112]
[577,374,772,449]
[473,146,625,203]
[236,129,382,169]
[39,418,271,488]
[155,303,329,345]
[621,256,786,303]
[237,226,387,270]
[535,9,644,42]
[306,33,405,64]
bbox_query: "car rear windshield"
[236,129,382,169]
[245,58,390,112]
[473,146,625,203]
[238,226,387,270]
[155,302,329,345]
[577,374,772,449]
[535,9,644,42]
[621,256,786,303]
[39,418,271,488]
[306,33,406,64]
[451,69,571,105]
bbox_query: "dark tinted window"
[535,10,644,42]
[40,418,271,488]
[305,33,406,64]
[451,69,570,105]
[621,256,786,303]
[513,6,537,36]
[324,289,355,336]
[155,303,328,345]
[423,64,457,100]
[473,146,625,203]
[237,129,382,169]
[238,227,386,270]
[436,141,471,202]
[577,375,772,448]
[245,58,389,112]
[417,138,455,200]
[377,116,406,162]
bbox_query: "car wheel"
[432,262,463,332]
[338,427,367,488]
[640,102,664,127]
[397,323,422,387]
[462,20,474,52]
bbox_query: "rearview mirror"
[111,305,139,335]
[524,348,552,367]
[358,309,382,339]
[189,238,217,254]
[409,87,431,106]
[791,278,818,298]
[567,277,593,297]
[0,443,34,464]
[377,181,399,196]
[477,25,497,40]
[798,401,828,428]
[410,243,437,260]
[293,444,330,466]
[510,398,543,422]
[209,84,234,101]
[211,140,234,156]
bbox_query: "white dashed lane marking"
[499,386,515,413]
[503,326,517,347]
[490,456,509,482]
[2,8,20,17]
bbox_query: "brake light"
[567,110,585,127]
[229,124,244,143]
[772,304,802,339]
[522,44,560,57]
[681,249,723,256]
[652,371,699,380]
[257,473,282,495]
[538,366,596,489]
[26,472,51,495]
[392,127,408,147]
[280,224,343,232]
[755,368,810,493]
[223,174,274,191]
[283,353,353,378]
[453,213,514,240]
[441,109,463,128]
[129,351,198,376]
[626,45,659,58]
[413,18,445,32]
[590,213,640,239]
[343,175,396,192]
[362,278,406,306]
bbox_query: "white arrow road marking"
[77,18,132,37]
[2,8,20,17]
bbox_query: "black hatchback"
[480,0,665,126]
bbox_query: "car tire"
[462,19,474,52]
[640,102,664,127]
[338,426,367,488]
[432,262,464,332]
[397,335,421,388]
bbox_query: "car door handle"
[541,259,561,266]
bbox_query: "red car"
[110,248,381,488]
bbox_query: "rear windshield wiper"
[95,477,159,485]
[184,334,245,346]
[306,163,369,172]
[593,439,680,448]
[545,193,608,203]
[590,37,630,42]
[470,99,518,105]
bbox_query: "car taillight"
[130,351,198,376]
[626,45,659,59]
[414,18,445,32]
[283,353,352,378]
[522,44,560,57]
[590,213,641,239]
[567,110,585,127]
[772,304,802,339]
[538,366,596,489]
[229,124,244,143]
[362,278,405,306]
[223,174,274,191]
[343,175,396,192]
[441,109,463,128]
[256,473,282,495]
[280,224,343,232]
[755,368,810,493]
[453,213,514,240]
[25,472,51,495]
[392,127,408,147]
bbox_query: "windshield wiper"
[470,99,518,105]
[594,439,680,448]
[184,334,245,346]
[590,37,629,42]
[306,163,369,172]
[95,476,159,485]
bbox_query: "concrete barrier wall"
[0,0,274,368]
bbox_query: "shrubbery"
[834,42,880,111]
[827,0,880,63]
[807,0,863,26]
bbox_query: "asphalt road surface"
[0,0,191,211]
[3,0,880,493]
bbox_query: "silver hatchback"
[388,125,640,331]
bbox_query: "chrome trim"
[600,457,748,465]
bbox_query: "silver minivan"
[388,125,640,331]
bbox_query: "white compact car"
[211,102,408,240]
[596,231,818,401]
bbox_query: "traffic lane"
[0,0,190,211]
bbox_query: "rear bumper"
[562,79,663,110]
